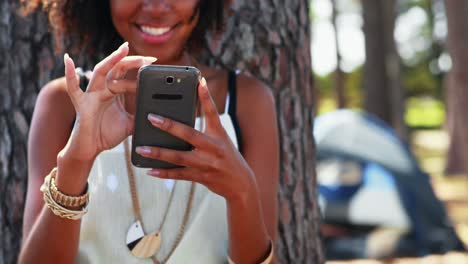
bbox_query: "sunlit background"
[311,0,449,128]
[310,1,468,263]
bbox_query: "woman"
[19,1,279,263]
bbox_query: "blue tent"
[314,110,465,259]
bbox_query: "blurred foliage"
[314,0,447,129]
[399,0,445,98]
[315,66,363,108]
[318,94,445,129]
[403,63,440,97]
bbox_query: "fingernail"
[119,42,129,50]
[147,170,160,176]
[144,56,158,64]
[148,114,164,125]
[64,53,70,61]
[136,146,151,155]
[200,77,210,95]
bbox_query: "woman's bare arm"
[229,75,280,263]
[20,45,154,263]
[19,79,92,263]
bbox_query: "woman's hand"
[63,42,157,162]
[135,77,256,202]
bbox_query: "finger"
[103,56,156,97]
[147,167,207,184]
[198,77,222,130]
[92,42,129,78]
[107,56,157,80]
[135,146,207,168]
[113,94,135,136]
[106,79,138,96]
[64,53,83,103]
[147,114,222,154]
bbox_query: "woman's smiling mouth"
[140,25,172,36]
[137,24,177,44]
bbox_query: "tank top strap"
[226,70,243,154]
[223,93,231,114]
[76,67,92,92]
[71,68,92,130]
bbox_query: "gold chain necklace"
[124,139,195,264]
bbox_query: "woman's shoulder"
[234,72,277,149]
[235,72,275,115]
[36,76,76,114]
[38,77,69,102]
[32,76,76,129]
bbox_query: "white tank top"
[77,105,239,263]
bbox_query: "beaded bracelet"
[40,168,89,220]
[49,167,89,208]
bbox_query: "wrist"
[226,187,272,264]
[57,146,96,167]
[228,239,274,264]
[55,150,95,196]
[59,134,99,163]
[226,177,261,213]
[225,176,271,264]
[227,176,258,208]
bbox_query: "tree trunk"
[362,0,407,140]
[444,0,468,175]
[426,0,444,97]
[1,0,323,263]
[0,1,57,263]
[331,0,347,108]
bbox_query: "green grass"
[317,97,362,115]
[317,97,337,115]
[318,96,445,129]
[405,97,445,128]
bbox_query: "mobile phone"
[131,65,200,168]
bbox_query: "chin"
[154,52,186,65]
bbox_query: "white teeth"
[140,26,171,36]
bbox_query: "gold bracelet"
[40,168,89,220]
[49,167,89,208]
[228,239,274,264]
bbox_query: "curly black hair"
[23,0,230,58]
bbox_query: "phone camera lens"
[166,76,174,84]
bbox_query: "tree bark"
[362,0,407,140]
[1,0,323,263]
[0,1,58,263]
[444,0,468,175]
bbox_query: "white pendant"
[126,220,162,258]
